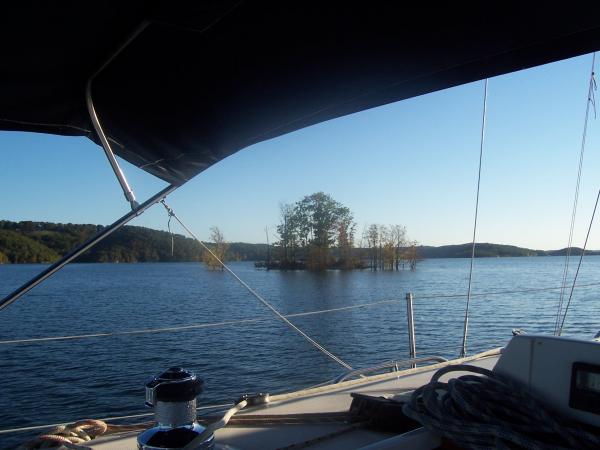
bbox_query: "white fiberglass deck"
[90,350,500,450]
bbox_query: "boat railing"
[333,355,448,383]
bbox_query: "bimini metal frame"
[0,184,178,311]
[0,21,181,311]
[86,20,151,211]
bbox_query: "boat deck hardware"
[85,21,151,210]
[349,393,421,433]
[138,367,214,450]
[406,293,416,367]
[235,393,270,407]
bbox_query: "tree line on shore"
[0,220,265,264]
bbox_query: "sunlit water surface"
[1,257,600,448]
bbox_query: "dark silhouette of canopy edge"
[2,2,600,185]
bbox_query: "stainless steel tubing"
[0,184,178,311]
[406,292,416,367]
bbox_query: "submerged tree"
[402,240,421,270]
[363,224,415,270]
[276,203,298,265]
[390,225,407,270]
[202,226,228,270]
[338,219,356,269]
[364,224,378,270]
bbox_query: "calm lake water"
[1,257,600,448]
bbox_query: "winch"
[137,367,214,450]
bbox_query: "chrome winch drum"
[137,367,214,450]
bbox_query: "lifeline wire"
[0,404,233,435]
[460,78,488,358]
[161,200,353,370]
[555,53,597,335]
[4,283,600,345]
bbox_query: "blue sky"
[3,53,600,250]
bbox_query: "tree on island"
[202,227,228,270]
[276,192,358,270]
[277,203,299,266]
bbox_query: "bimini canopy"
[2,2,600,186]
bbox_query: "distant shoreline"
[1,220,599,264]
[2,252,600,266]
[0,250,600,264]
[416,243,600,259]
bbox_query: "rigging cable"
[460,78,488,358]
[558,186,600,336]
[165,204,175,256]
[160,200,353,370]
[554,53,597,335]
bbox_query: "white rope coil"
[16,419,108,449]
[404,365,600,450]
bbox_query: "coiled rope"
[17,419,108,449]
[403,364,600,450]
[161,201,353,370]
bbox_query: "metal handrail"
[334,356,448,383]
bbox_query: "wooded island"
[268,192,417,271]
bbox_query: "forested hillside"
[0,220,268,263]
[416,243,600,258]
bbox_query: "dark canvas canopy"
[2,2,600,185]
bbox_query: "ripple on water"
[1,257,599,448]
